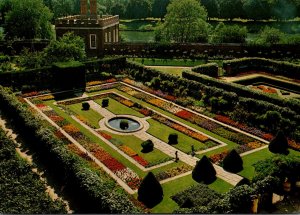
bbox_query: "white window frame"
[89,34,97,49]
[105,32,108,43]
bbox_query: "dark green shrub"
[192,155,216,184]
[192,63,219,77]
[222,149,243,173]
[138,172,163,208]
[102,98,109,107]
[82,102,90,110]
[268,130,289,155]
[120,119,129,130]
[141,139,154,153]
[168,133,178,145]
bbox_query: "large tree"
[242,0,271,20]
[217,0,245,20]
[156,0,209,43]
[4,0,53,39]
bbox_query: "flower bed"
[155,164,193,181]
[175,110,194,120]
[209,150,229,164]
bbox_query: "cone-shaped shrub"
[102,98,109,107]
[168,133,178,145]
[222,149,243,173]
[138,172,163,208]
[192,155,216,184]
[268,130,289,155]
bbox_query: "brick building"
[55,0,119,57]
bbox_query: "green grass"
[67,103,103,128]
[149,66,190,77]
[95,97,144,117]
[102,131,171,164]
[147,118,208,154]
[151,175,233,213]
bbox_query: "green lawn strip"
[147,118,207,153]
[95,97,144,117]
[239,148,273,180]
[67,103,103,129]
[109,89,238,148]
[150,175,232,213]
[101,131,171,164]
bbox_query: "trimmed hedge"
[192,63,219,77]
[182,70,300,114]
[223,57,300,79]
[0,86,140,213]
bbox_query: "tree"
[200,0,219,19]
[222,149,243,173]
[102,98,109,107]
[0,0,12,25]
[192,155,216,184]
[43,32,86,64]
[257,27,285,45]
[111,1,126,17]
[268,130,289,155]
[227,184,255,213]
[138,172,163,208]
[151,0,170,20]
[211,22,247,43]
[262,110,282,132]
[4,0,53,39]
[156,0,209,43]
[51,0,80,19]
[126,0,152,19]
[82,102,90,110]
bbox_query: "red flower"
[102,157,126,172]
[132,155,149,167]
[175,110,194,120]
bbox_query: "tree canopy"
[4,0,53,39]
[156,0,209,43]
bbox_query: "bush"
[192,63,219,77]
[120,119,129,130]
[82,102,90,110]
[141,139,154,153]
[192,155,216,184]
[256,27,285,45]
[138,172,163,208]
[222,149,243,173]
[211,23,247,44]
[268,130,289,155]
[102,98,109,107]
[168,133,178,145]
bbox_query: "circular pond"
[106,117,142,133]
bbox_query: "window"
[116,29,119,42]
[113,30,115,42]
[90,34,96,49]
[105,32,108,43]
[109,32,111,43]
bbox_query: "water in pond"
[108,117,141,132]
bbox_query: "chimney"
[80,0,88,15]
[90,0,97,16]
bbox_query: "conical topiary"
[222,149,243,173]
[192,155,216,184]
[138,172,163,208]
[268,130,289,155]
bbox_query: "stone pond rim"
[105,116,143,133]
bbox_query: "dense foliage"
[211,22,248,43]
[0,129,67,213]
[191,63,219,77]
[141,139,154,152]
[0,86,140,213]
[4,0,53,39]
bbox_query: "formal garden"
[1,0,300,214]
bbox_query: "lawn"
[147,118,208,153]
[147,66,190,77]
[95,97,144,117]
[102,131,171,164]
[67,103,103,128]
[151,175,233,213]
